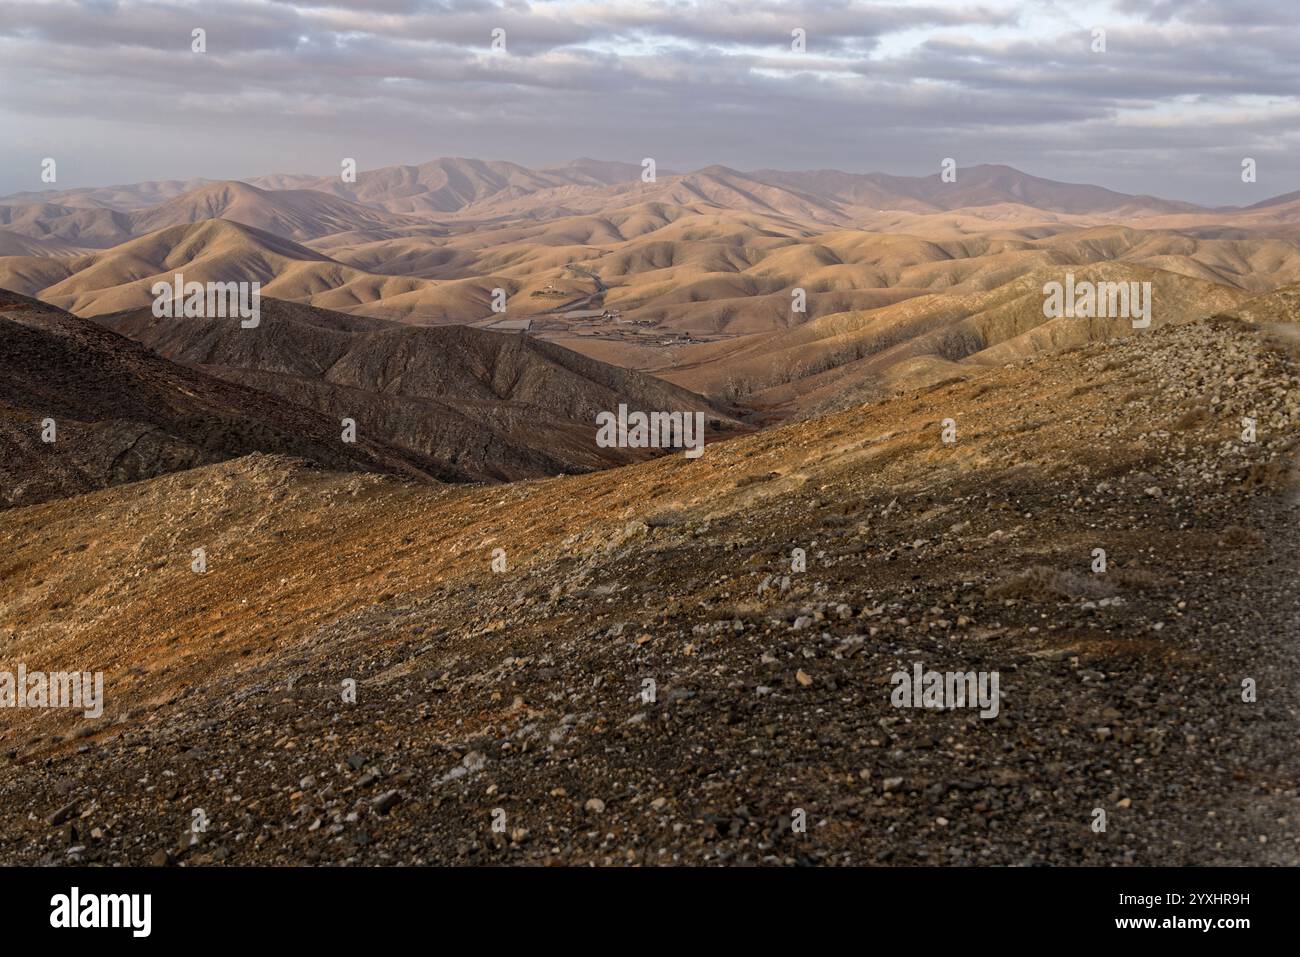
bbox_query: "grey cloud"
[1114,0,1300,27]
[0,0,1296,203]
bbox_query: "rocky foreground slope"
[0,309,1297,865]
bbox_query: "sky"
[1,0,1297,205]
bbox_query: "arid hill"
[0,220,450,319]
[0,289,444,508]
[0,202,134,250]
[754,164,1204,216]
[0,181,431,249]
[248,157,650,215]
[0,177,214,211]
[95,297,741,482]
[9,199,1298,364]
[3,161,1299,376]
[660,262,1248,413]
[130,181,433,242]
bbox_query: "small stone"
[45,801,78,826]
[584,798,606,814]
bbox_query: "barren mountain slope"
[311,211,1300,339]
[0,202,135,249]
[234,161,1213,221]
[0,178,215,211]
[130,181,434,241]
[752,164,1205,216]
[0,289,446,508]
[0,220,94,257]
[95,298,741,482]
[248,157,649,215]
[1233,280,1300,324]
[661,263,1247,411]
[0,182,432,249]
[0,308,1296,866]
[0,220,449,319]
[5,177,1300,344]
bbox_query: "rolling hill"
[0,220,451,318]
[0,289,443,508]
[94,297,742,481]
[2,158,1298,415]
[0,181,431,249]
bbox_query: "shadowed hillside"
[0,289,446,507]
[96,297,743,482]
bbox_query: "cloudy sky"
[1,0,1297,204]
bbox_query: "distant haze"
[1,0,1298,205]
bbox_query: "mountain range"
[0,159,1262,223]
[3,159,1298,424]
[2,156,1299,451]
